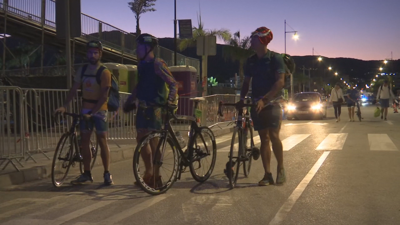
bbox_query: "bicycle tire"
[51,133,73,187]
[79,134,99,174]
[189,126,217,182]
[243,127,254,177]
[228,128,241,189]
[133,132,179,195]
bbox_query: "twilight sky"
[80,0,400,61]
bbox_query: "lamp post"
[174,0,177,66]
[284,20,298,99]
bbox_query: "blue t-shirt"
[244,51,285,100]
[346,89,359,103]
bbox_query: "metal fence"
[0,85,238,172]
[0,86,24,171]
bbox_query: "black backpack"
[270,51,296,89]
[81,64,120,112]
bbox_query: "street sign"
[178,19,192,39]
[196,36,216,56]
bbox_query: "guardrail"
[0,0,200,73]
[0,86,238,171]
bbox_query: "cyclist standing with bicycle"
[238,27,286,186]
[55,41,113,185]
[123,33,178,187]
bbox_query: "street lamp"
[384,60,388,64]
[284,19,298,99]
[318,57,322,62]
[379,67,383,71]
[335,72,338,76]
[328,67,332,70]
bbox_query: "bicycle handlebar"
[218,96,283,117]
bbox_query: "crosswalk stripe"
[98,195,168,225]
[53,200,117,225]
[368,134,398,151]
[283,134,310,151]
[316,133,348,151]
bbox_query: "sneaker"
[258,173,274,186]
[104,172,114,185]
[71,173,93,185]
[381,115,383,119]
[252,147,260,160]
[276,167,286,185]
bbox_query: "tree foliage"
[128,0,157,36]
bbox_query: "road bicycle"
[132,98,217,195]
[217,98,260,189]
[51,112,98,187]
[356,99,362,122]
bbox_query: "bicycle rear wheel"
[189,126,217,182]
[79,133,99,174]
[228,128,242,189]
[133,132,179,195]
[243,127,254,177]
[51,133,73,187]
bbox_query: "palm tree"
[222,31,253,88]
[128,0,157,36]
[178,14,231,95]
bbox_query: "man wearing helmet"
[238,27,286,186]
[123,33,178,187]
[55,40,114,185]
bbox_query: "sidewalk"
[0,124,234,188]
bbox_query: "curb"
[0,126,234,188]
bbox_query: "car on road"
[286,92,327,120]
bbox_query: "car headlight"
[311,104,322,110]
[287,105,296,111]
[362,98,367,102]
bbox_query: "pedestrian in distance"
[329,83,344,122]
[238,26,286,186]
[377,80,395,120]
[55,40,114,185]
[345,84,359,122]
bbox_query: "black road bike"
[132,98,217,195]
[218,99,260,189]
[51,112,98,187]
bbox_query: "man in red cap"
[238,27,286,186]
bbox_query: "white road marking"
[0,197,64,220]
[269,151,331,225]
[316,133,348,150]
[182,196,232,223]
[386,120,393,125]
[53,200,117,225]
[339,123,348,133]
[98,195,168,224]
[283,134,311,151]
[368,134,398,151]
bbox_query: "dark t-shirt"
[244,51,285,100]
[346,89,359,103]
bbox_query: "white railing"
[0,86,238,171]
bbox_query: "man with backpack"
[377,80,395,120]
[123,33,178,188]
[237,27,287,186]
[55,40,114,185]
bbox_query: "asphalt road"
[1,104,400,225]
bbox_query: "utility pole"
[174,0,177,66]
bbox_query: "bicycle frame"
[139,100,208,179]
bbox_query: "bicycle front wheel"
[243,127,254,177]
[189,126,217,182]
[79,133,99,174]
[228,128,242,189]
[51,133,73,187]
[133,132,179,195]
